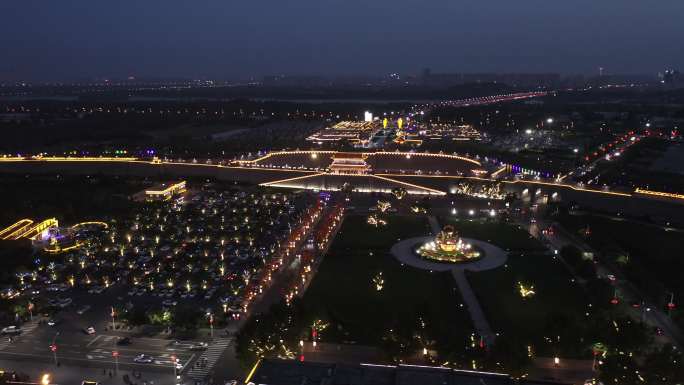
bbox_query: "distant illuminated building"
[306,121,381,146]
[416,123,481,141]
[137,181,187,202]
[328,153,371,175]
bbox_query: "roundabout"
[391,235,508,273]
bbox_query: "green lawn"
[440,218,547,252]
[442,218,593,357]
[301,215,474,356]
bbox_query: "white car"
[133,354,154,363]
[190,342,209,351]
[76,305,91,315]
[1,326,21,335]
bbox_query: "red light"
[113,351,119,357]
[610,298,619,305]
[299,354,305,362]
[50,344,57,352]
[668,303,676,309]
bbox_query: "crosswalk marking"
[0,319,41,351]
[186,338,231,380]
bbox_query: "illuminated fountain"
[416,225,481,263]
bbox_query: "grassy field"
[301,215,474,357]
[556,212,684,328]
[441,218,547,253]
[442,218,592,357]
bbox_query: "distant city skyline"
[1,0,682,82]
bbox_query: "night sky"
[1,0,682,81]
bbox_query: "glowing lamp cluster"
[417,225,480,263]
[518,282,536,298]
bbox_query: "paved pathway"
[390,217,507,346]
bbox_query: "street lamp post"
[172,355,181,385]
[51,332,60,366]
[113,350,119,375]
[667,292,676,317]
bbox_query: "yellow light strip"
[635,188,684,200]
[71,221,109,229]
[371,174,446,196]
[235,149,481,166]
[0,219,34,238]
[0,157,319,174]
[259,173,326,187]
[491,166,507,178]
[34,156,138,162]
[1,220,36,240]
[145,181,187,195]
[376,173,633,197]
[503,179,632,197]
[237,151,338,164]
[44,241,84,254]
[371,151,481,166]
[244,359,261,384]
[12,218,59,240]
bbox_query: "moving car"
[133,354,154,363]
[84,326,96,335]
[1,326,21,335]
[76,305,91,315]
[190,342,209,350]
[116,337,131,345]
[47,318,61,327]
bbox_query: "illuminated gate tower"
[328,153,371,175]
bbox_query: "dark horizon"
[1,0,683,82]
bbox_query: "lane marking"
[86,335,102,347]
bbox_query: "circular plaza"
[390,228,508,273]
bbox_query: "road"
[523,216,683,349]
[0,285,238,384]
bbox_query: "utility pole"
[208,313,214,338]
[111,306,116,330]
[113,350,119,375]
[50,332,60,365]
